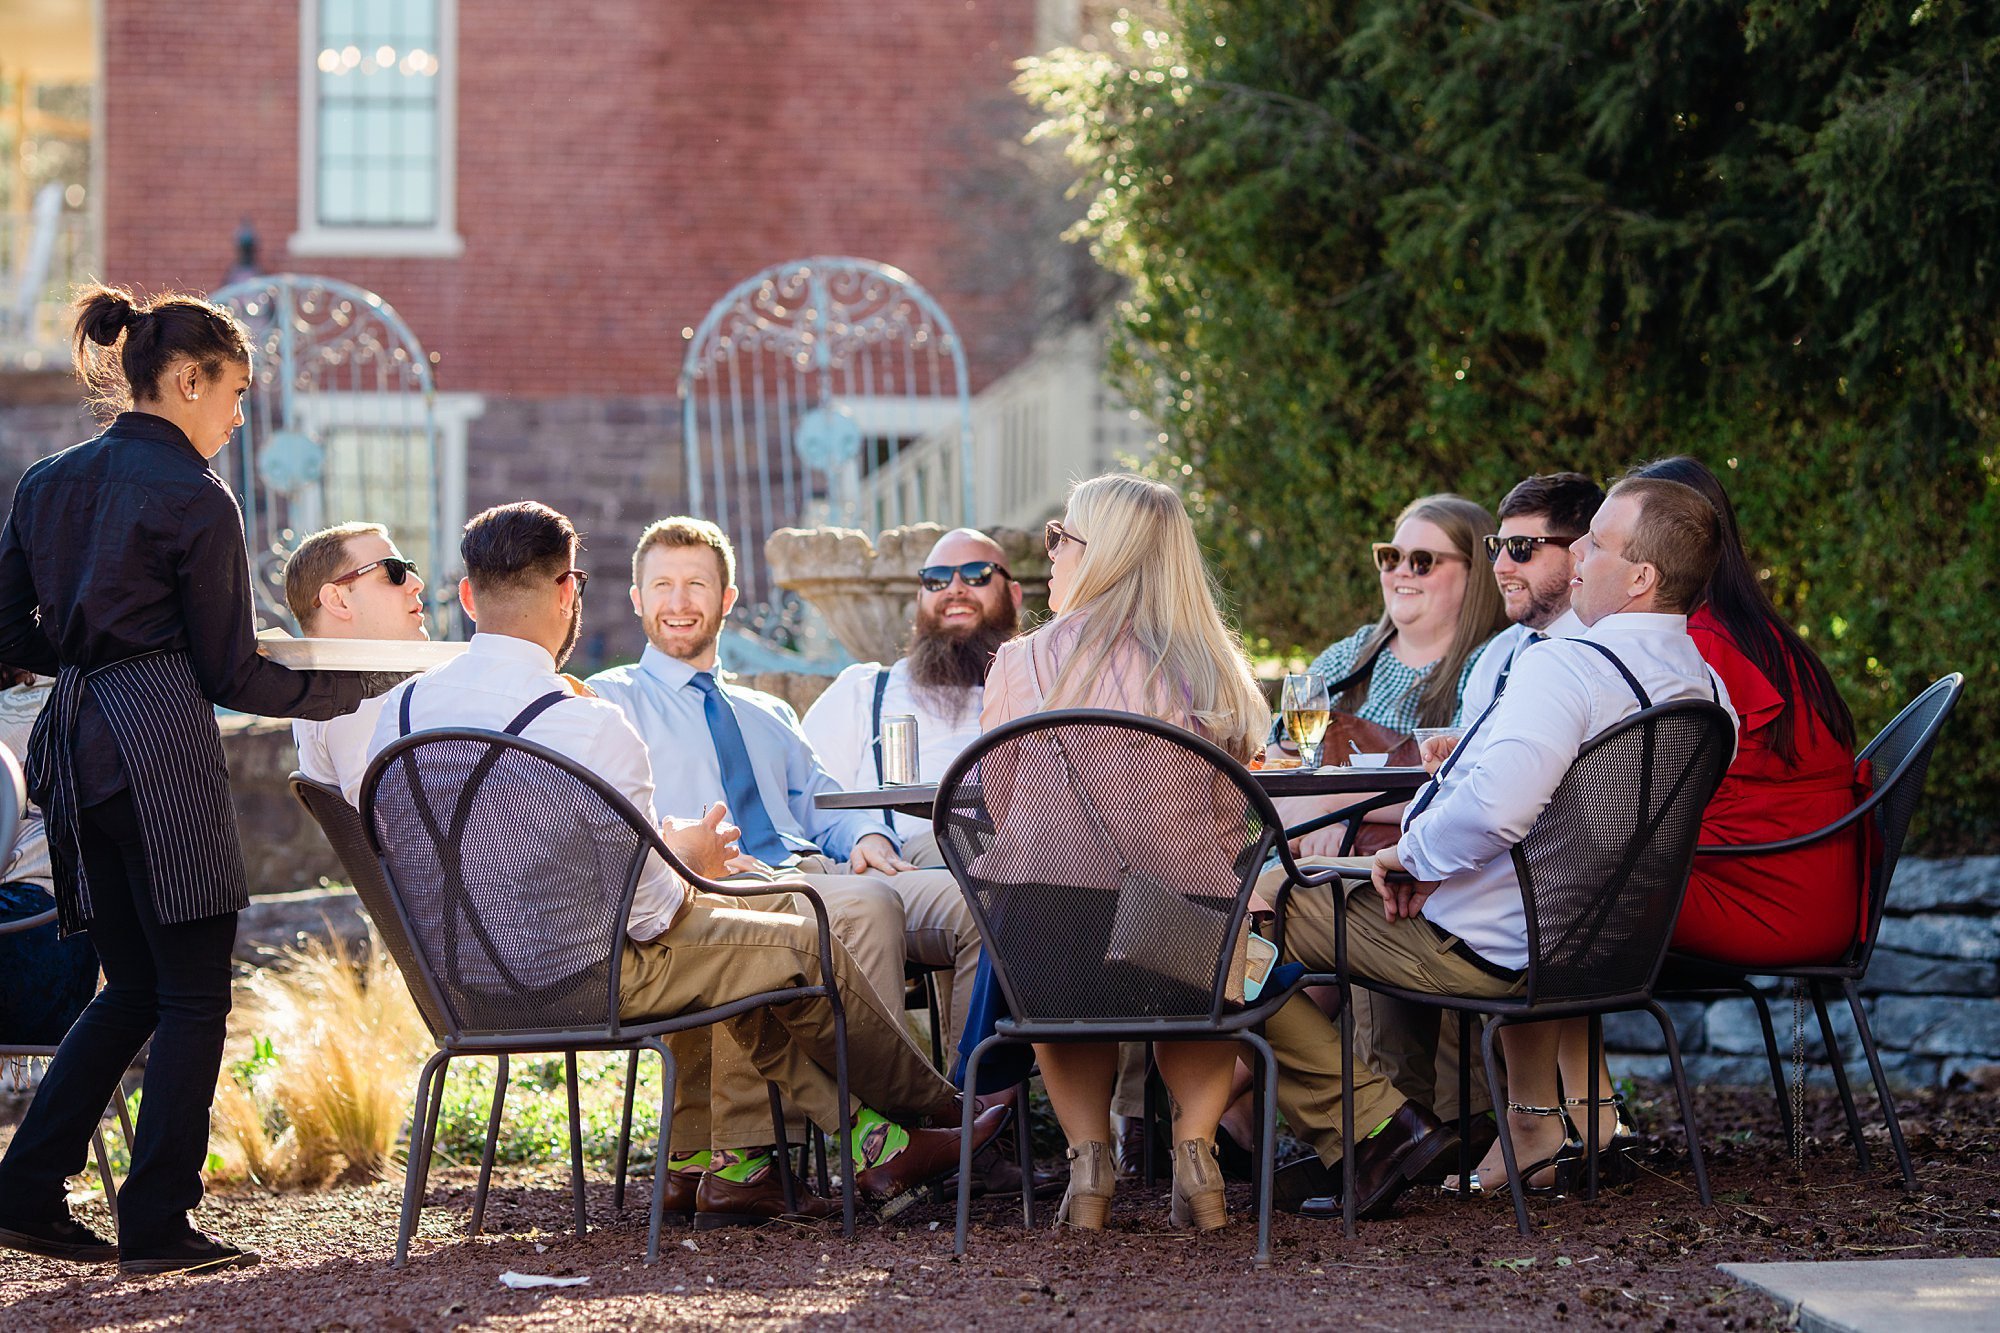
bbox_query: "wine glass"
[1280,672,1332,768]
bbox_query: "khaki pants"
[1258,861,1525,1165]
[619,891,957,1153]
[897,827,944,869]
[1351,990,1494,1123]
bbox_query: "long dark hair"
[1627,456,1855,764]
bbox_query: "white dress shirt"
[1457,609,1586,720]
[294,694,390,805]
[800,658,984,837]
[1399,612,1737,970]
[363,632,687,941]
[588,645,897,861]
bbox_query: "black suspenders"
[400,683,571,738]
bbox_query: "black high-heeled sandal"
[1442,1102,1580,1198]
[1561,1093,1641,1186]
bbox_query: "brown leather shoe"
[693,1166,837,1230]
[853,1104,1010,1209]
[1299,1102,1456,1221]
[657,1167,700,1223]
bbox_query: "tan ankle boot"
[1054,1141,1115,1230]
[1169,1138,1228,1231]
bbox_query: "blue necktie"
[689,672,791,865]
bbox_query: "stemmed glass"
[1280,672,1332,769]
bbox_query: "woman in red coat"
[1631,457,1870,966]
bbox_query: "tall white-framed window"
[291,0,463,259]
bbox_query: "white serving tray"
[255,635,468,673]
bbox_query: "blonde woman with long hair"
[977,474,1271,1233]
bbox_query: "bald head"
[924,528,1006,569]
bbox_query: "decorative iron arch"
[678,257,975,608]
[209,274,446,633]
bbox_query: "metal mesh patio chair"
[1274,699,1737,1238]
[358,728,856,1265]
[1657,672,1964,1188]
[0,743,134,1220]
[934,708,1320,1267]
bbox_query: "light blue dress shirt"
[588,644,897,862]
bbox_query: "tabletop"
[814,764,1430,819]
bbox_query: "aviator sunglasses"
[1370,543,1470,577]
[1483,533,1567,564]
[919,560,1012,592]
[330,556,420,589]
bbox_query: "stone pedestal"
[765,523,1050,664]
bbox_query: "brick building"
[2,0,1105,669]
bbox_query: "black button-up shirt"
[0,411,363,803]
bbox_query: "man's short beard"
[906,600,1017,721]
[1515,573,1573,630]
[555,597,584,669]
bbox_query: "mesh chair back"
[361,731,656,1038]
[1849,673,1963,969]
[1514,701,1735,1005]
[0,742,24,862]
[290,775,451,1036]
[935,709,1279,1024]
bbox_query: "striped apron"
[24,650,248,937]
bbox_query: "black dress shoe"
[118,1230,259,1276]
[0,1214,119,1264]
[1299,1102,1455,1221]
[1272,1153,1338,1213]
[1412,1111,1493,1186]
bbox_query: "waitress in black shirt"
[0,286,368,1274]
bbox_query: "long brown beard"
[906,602,1017,722]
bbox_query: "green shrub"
[1022,1,1999,849]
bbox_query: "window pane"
[311,0,441,229]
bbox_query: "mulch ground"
[3,1083,1997,1331]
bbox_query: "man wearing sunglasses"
[282,522,431,805]
[802,528,1022,868]
[1455,472,1605,722]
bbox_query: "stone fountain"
[765,522,1051,664]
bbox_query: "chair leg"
[1015,1076,1035,1229]
[645,1039,677,1264]
[395,1050,451,1267]
[926,972,946,1072]
[1811,981,1871,1171]
[470,1053,509,1236]
[1482,1017,1532,1238]
[89,1127,116,1224]
[113,1084,136,1157]
[1338,985,1357,1239]
[564,1052,587,1239]
[613,1049,640,1212]
[830,998,857,1238]
[769,1080,798,1214]
[422,1055,452,1172]
[955,1036,997,1256]
[1456,1011,1473,1197]
[1245,1031,1280,1269]
[1585,1014,1603,1200]
[1647,1000,1711,1207]
[812,1127,829,1197]
[1743,983,1795,1154]
[1249,1042,1267,1203]
[1844,980,1916,1189]
[1141,1046,1158,1189]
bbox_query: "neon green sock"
[711,1148,773,1183]
[1362,1115,1397,1141]
[667,1149,711,1174]
[848,1107,911,1169]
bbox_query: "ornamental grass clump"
[208,929,429,1188]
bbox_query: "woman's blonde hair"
[1038,474,1271,760]
[1336,493,1510,728]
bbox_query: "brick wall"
[99,0,1046,398]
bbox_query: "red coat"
[1670,608,1872,966]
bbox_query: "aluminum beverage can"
[881,714,921,785]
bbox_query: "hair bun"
[74,284,142,347]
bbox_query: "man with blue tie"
[588,517,982,1202]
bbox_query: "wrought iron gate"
[678,257,974,609]
[209,274,444,633]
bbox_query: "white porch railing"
[1,191,96,367]
[849,323,1157,533]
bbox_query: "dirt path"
[4,1085,1996,1331]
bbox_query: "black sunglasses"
[1370,543,1469,577]
[558,568,590,595]
[918,560,1012,592]
[330,556,419,589]
[1483,533,1568,564]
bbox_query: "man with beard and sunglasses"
[802,528,1022,868]
[588,517,1004,1204]
[282,522,436,806]
[366,504,1009,1226]
[1456,473,1605,720]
